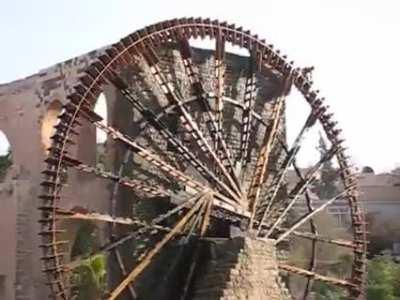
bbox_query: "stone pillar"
[192,237,290,300]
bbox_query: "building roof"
[357,173,400,187]
[356,173,400,203]
[286,170,400,203]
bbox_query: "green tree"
[311,133,338,199]
[367,256,400,300]
[72,254,107,300]
[0,149,12,181]
[313,282,346,300]
[313,256,400,300]
[70,221,107,300]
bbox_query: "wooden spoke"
[104,72,240,203]
[256,143,339,234]
[138,41,241,198]
[298,167,318,299]
[177,38,240,190]
[114,249,137,299]
[135,95,270,147]
[275,227,358,249]
[60,159,169,198]
[248,96,285,227]
[107,150,132,238]
[275,185,357,244]
[137,96,267,134]
[276,137,318,299]
[57,210,159,227]
[64,228,145,272]
[84,117,238,205]
[274,107,323,186]
[159,198,212,289]
[224,97,267,126]
[185,199,209,237]
[294,159,318,299]
[180,194,213,300]
[256,110,320,224]
[150,192,205,224]
[238,61,257,171]
[200,195,214,235]
[278,264,357,289]
[256,110,322,230]
[107,193,209,300]
[266,146,337,236]
[214,31,226,151]
[64,192,205,271]
[64,222,172,272]
[107,149,137,300]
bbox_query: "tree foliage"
[313,282,346,300]
[0,149,12,181]
[311,133,339,199]
[70,221,106,300]
[367,256,400,300]
[311,256,400,300]
[72,254,107,300]
[366,212,400,256]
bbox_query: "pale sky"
[0,0,399,173]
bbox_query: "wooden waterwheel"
[39,18,367,299]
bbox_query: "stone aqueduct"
[0,48,107,299]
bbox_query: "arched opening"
[94,93,108,169]
[76,93,108,167]
[0,130,12,182]
[57,206,105,300]
[71,224,106,300]
[66,219,105,300]
[42,100,63,152]
[0,130,13,300]
[188,37,250,57]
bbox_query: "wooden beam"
[107,193,207,299]
[279,263,357,288]
[248,97,284,227]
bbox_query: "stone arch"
[0,130,12,182]
[0,129,15,300]
[94,93,108,169]
[76,93,108,167]
[41,100,63,153]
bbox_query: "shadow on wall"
[41,100,63,154]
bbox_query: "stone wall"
[0,179,17,300]
[0,49,104,299]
